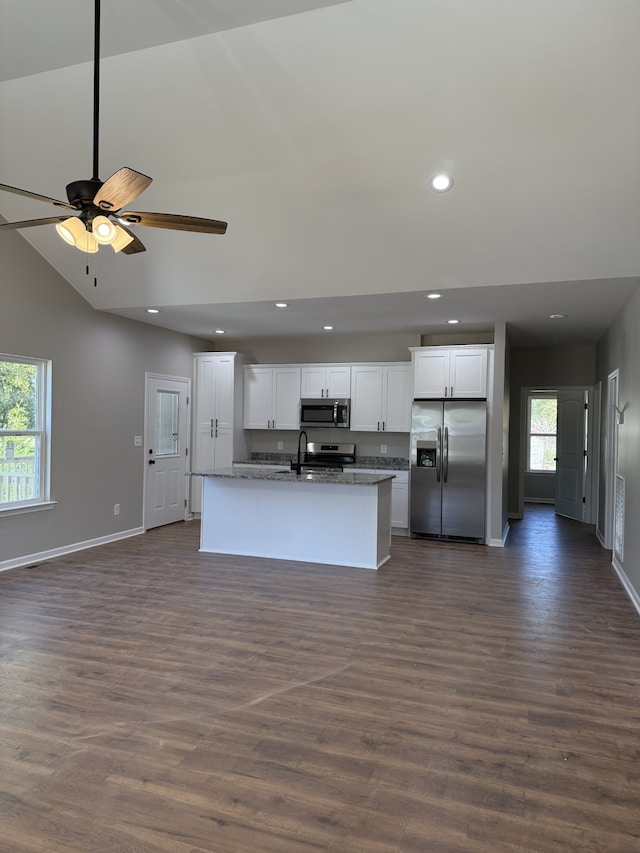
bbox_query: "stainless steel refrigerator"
[410,399,487,542]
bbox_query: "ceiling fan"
[0,0,227,255]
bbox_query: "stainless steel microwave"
[299,398,350,429]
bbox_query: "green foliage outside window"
[0,360,37,458]
[529,396,557,472]
[0,358,43,505]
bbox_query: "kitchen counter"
[197,467,394,485]
[191,468,394,570]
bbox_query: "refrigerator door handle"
[436,426,442,482]
[443,426,449,482]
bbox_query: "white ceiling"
[1,0,639,347]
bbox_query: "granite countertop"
[190,467,395,485]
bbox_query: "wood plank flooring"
[1,506,639,852]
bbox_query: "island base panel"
[200,477,392,570]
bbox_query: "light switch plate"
[134,435,142,447]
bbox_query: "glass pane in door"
[156,390,179,456]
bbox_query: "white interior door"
[145,375,190,530]
[555,390,586,521]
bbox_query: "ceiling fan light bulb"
[92,214,117,244]
[110,225,135,253]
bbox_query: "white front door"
[144,374,190,530]
[555,390,586,521]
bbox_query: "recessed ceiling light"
[447,319,460,324]
[426,292,442,299]
[549,313,568,319]
[430,173,454,193]
[146,308,160,314]
[275,302,288,308]
[214,329,225,334]
[323,325,334,331]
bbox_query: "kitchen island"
[191,467,395,570]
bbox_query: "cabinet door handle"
[444,387,448,397]
[210,418,214,438]
[382,421,385,430]
[450,385,454,397]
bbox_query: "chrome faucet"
[294,430,308,475]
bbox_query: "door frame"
[602,370,619,549]
[518,384,598,522]
[143,372,192,530]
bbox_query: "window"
[0,354,51,511]
[527,393,557,472]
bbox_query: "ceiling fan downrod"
[93,0,101,182]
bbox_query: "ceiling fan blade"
[0,182,76,210]
[94,167,152,212]
[0,215,70,231]
[119,211,228,234]
[118,224,146,255]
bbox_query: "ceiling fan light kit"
[0,0,228,260]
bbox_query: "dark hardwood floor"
[1,506,639,852]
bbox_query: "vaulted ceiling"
[1,0,639,345]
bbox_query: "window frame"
[0,353,53,515]
[526,392,558,474]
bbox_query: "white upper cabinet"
[411,347,488,398]
[244,365,301,429]
[383,364,413,431]
[350,364,412,432]
[300,364,351,399]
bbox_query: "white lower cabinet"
[356,469,409,530]
[390,473,409,528]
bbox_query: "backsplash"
[243,452,408,471]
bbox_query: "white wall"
[1,229,210,567]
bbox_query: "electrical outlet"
[277,441,283,450]
[113,503,120,516]
[381,444,388,454]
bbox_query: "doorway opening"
[518,385,598,524]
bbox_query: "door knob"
[148,459,156,465]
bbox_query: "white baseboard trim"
[611,555,640,618]
[488,522,510,548]
[524,497,555,505]
[0,526,145,574]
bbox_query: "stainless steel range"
[292,442,356,473]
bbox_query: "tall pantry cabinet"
[191,352,247,514]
